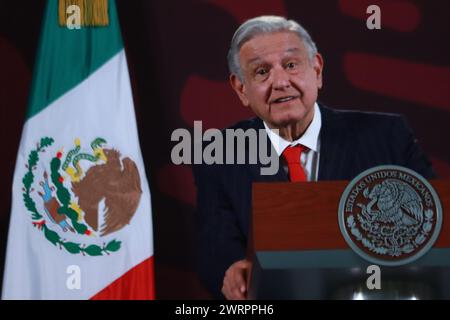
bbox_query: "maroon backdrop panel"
[0,0,449,298]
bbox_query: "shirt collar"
[263,102,322,156]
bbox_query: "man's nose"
[271,67,290,90]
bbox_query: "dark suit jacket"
[192,104,435,298]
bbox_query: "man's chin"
[267,106,314,128]
[269,114,304,128]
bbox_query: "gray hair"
[227,16,318,81]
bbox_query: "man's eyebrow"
[285,47,301,53]
[245,47,303,66]
[246,47,302,64]
[247,57,263,65]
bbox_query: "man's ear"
[313,53,324,89]
[230,74,250,107]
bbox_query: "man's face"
[231,31,323,129]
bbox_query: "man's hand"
[222,259,252,300]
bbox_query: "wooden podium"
[248,181,450,299]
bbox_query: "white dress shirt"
[263,103,322,181]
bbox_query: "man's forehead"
[239,32,306,62]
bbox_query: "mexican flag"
[1,0,155,299]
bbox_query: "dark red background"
[1,0,449,299]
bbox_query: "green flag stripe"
[26,0,123,120]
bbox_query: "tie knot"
[282,145,305,164]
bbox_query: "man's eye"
[286,62,297,69]
[255,68,268,76]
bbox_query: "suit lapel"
[318,104,352,180]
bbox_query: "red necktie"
[282,145,307,182]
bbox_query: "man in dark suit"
[192,16,434,300]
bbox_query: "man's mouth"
[271,96,298,104]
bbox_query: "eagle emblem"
[339,165,442,266]
[22,137,142,256]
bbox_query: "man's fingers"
[222,281,244,300]
[222,260,251,300]
[235,260,252,293]
[232,287,245,300]
[222,272,237,299]
[232,267,247,293]
[232,260,251,292]
[235,260,251,269]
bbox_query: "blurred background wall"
[1,0,449,299]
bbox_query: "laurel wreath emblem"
[22,137,121,256]
[346,212,434,257]
[346,183,434,257]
